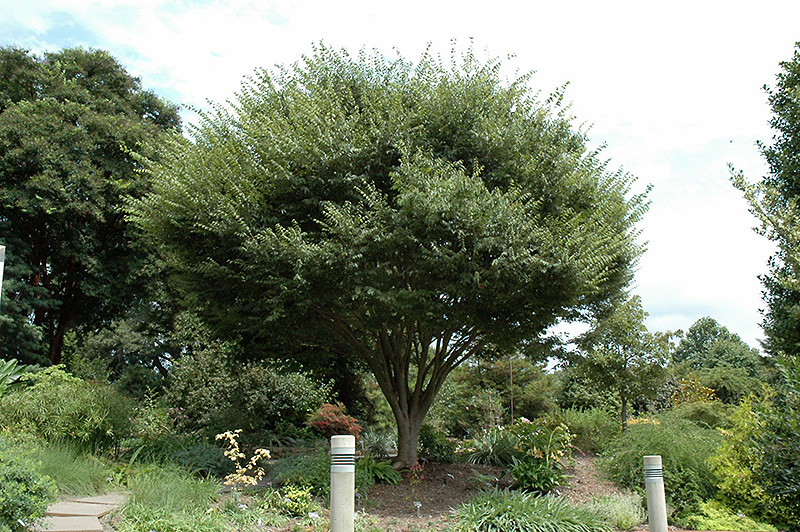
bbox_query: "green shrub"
[555,408,619,453]
[599,415,722,519]
[167,351,332,442]
[357,452,401,485]
[465,420,572,465]
[685,500,778,532]
[0,434,57,532]
[510,457,567,495]
[454,491,612,532]
[0,367,133,454]
[280,485,313,517]
[669,400,733,430]
[419,423,457,463]
[358,427,395,460]
[581,494,646,531]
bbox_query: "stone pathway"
[35,494,127,532]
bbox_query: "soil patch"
[359,453,627,531]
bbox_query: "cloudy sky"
[3,0,799,349]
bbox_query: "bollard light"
[330,435,355,532]
[643,455,668,532]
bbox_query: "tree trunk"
[393,406,426,470]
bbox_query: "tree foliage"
[0,46,180,365]
[573,295,672,428]
[132,44,648,467]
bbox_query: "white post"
[643,455,668,532]
[330,435,355,532]
[0,245,5,309]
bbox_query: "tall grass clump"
[599,414,722,519]
[454,491,612,532]
[581,494,646,531]
[29,440,115,496]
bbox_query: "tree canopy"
[0,46,180,365]
[572,295,672,428]
[132,45,648,467]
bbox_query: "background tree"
[671,316,769,403]
[0,46,180,365]
[132,45,648,468]
[731,41,800,527]
[572,295,672,429]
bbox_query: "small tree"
[573,295,672,429]
[132,45,648,468]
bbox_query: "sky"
[3,0,798,350]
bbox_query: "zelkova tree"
[0,46,180,365]
[131,46,648,468]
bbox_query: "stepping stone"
[48,502,117,517]
[35,515,103,532]
[71,493,128,506]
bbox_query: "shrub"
[0,434,57,532]
[510,457,568,495]
[669,400,733,430]
[685,500,778,532]
[0,366,133,454]
[581,494,646,531]
[273,447,375,498]
[357,452,401,485]
[599,414,722,519]
[306,403,362,440]
[419,423,457,463]
[554,408,619,453]
[454,490,612,532]
[167,351,332,442]
[358,427,395,460]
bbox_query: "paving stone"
[71,493,128,506]
[48,502,117,517]
[35,515,103,532]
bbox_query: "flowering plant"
[215,429,270,489]
[305,403,362,440]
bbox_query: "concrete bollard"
[643,455,668,532]
[330,435,355,532]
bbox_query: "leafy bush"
[306,403,362,440]
[554,408,619,453]
[712,357,800,530]
[167,351,332,442]
[669,400,733,430]
[599,415,722,519]
[454,491,611,532]
[581,494,646,531]
[685,500,778,532]
[510,457,568,495]
[419,423,457,463]
[0,366,133,454]
[357,452,401,485]
[273,447,375,498]
[358,427,395,460]
[0,434,57,532]
[280,485,313,517]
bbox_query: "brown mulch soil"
[359,453,629,531]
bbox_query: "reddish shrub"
[305,402,362,440]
